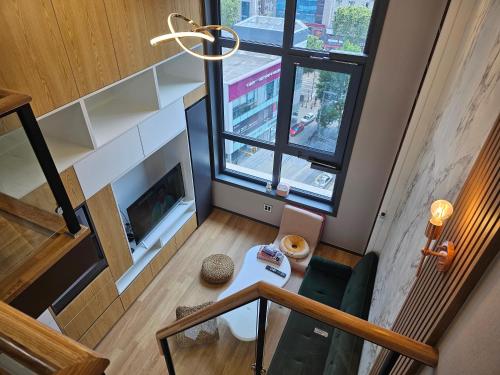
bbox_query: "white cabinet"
[138,99,186,157]
[74,128,143,198]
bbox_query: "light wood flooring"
[96,209,360,374]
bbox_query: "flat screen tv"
[127,163,185,244]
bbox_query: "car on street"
[301,112,316,124]
[289,123,305,137]
[314,172,333,188]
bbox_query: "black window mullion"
[209,0,389,212]
[219,39,284,56]
[278,56,362,166]
[282,0,298,50]
[222,133,276,152]
[272,54,297,187]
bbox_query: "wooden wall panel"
[51,0,121,96]
[143,0,182,64]
[143,0,204,64]
[63,282,118,340]
[0,0,79,116]
[183,84,207,109]
[150,239,177,276]
[78,297,124,349]
[104,0,155,78]
[120,266,153,310]
[55,268,115,327]
[86,185,133,280]
[0,113,21,136]
[370,120,500,374]
[174,214,197,249]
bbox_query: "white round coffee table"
[217,245,291,341]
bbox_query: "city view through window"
[219,0,375,200]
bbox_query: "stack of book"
[257,245,284,266]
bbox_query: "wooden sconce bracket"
[421,241,455,273]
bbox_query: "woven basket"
[201,254,234,284]
[175,302,219,347]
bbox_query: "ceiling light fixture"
[150,13,240,61]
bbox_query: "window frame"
[204,0,390,214]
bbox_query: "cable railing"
[156,281,438,375]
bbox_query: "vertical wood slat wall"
[369,118,499,375]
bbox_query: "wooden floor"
[96,209,360,374]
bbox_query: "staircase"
[155,282,438,375]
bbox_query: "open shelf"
[155,46,205,108]
[84,70,160,147]
[0,103,94,199]
[38,102,94,170]
[111,132,195,293]
[0,129,94,199]
[0,129,47,199]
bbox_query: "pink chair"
[273,204,325,273]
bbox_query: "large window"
[208,0,385,211]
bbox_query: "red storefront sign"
[228,63,281,102]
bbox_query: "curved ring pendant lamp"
[150,13,240,61]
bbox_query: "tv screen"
[127,163,185,244]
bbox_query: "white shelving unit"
[0,45,204,201]
[0,129,47,199]
[0,102,95,199]
[155,46,205,108]
[112,132,196,293]
[0,45,203,293]
[84,70,160,147]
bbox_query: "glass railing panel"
[262,302,392,375]
[0,113,59,214]
[165,300,259,375]
[0,353,41,375]
[0,112,62,301]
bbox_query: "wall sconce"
[416,200,455,277]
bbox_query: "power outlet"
[264,204,273,213]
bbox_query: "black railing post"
[16,104,81,235]
[378,351,400,375]
[160,338,176,375]
[255,297,268,374]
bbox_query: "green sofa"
[267,252,378,375]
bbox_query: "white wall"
[213,0,448,254]
[417,253,500,375]
[359,0,500,372]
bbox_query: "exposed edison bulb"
[430,200,453,226]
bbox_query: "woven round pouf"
[201,254,234,284]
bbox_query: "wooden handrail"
[0,88,31,117]
[0,192,67,233]
[0,301,109,374]
[156,282,439,367]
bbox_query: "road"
[231,70,339,196]
[235,119,338,195]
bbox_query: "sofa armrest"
[307,256,352,281]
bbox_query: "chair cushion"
[273,205,324,252]
[323,252,378,375]
[267,257,351,375]
[267,312,334,375]
[299,257,352,307]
